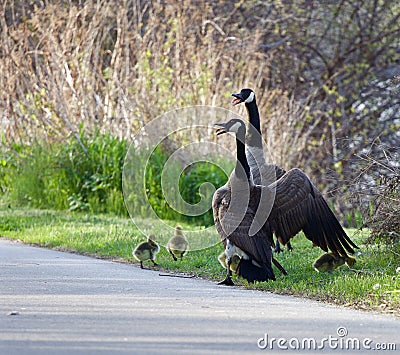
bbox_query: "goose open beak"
[214,123,227,136]
[231,93,243,106]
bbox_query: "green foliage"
[178,161,229,225]
[346,209,363,229]
[1,133,229,224]
[58,129,127,214]
[1,130,127,215]
[140,147,229,225]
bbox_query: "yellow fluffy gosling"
[217,251,241,273]
[133,235,160,269]
[312,252,356,272]
[166,225,189,261]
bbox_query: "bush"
[179,161,229,226]
[367,174,400,245]
[349,142,400,245]
[59,130,127,214]
[1,130,127,215]
[1,132,229,225]
[123,144,230,226]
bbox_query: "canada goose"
[312,252,356,272]
[213,118,277,286]
[213,119,358,282]
[231,88,358,258]
[132,235,160,269]
[232,88,291,253]
[166,225,189,261]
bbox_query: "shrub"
[1,130,127,215]
[349,142,400,245]
[1,132,229,225]
[124,143,230,226]
[367,174,400,245]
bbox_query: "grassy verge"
[0,207,398,316]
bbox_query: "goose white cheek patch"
[244,91,255,103]
[229,121,242,133]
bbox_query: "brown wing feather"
[212,184,274,270]
[267,168,358,257]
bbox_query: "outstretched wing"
[267,168,358,257]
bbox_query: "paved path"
[0,239,398,354]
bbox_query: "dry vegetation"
[1,1,399,235]
[350,141,400,244]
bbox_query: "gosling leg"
[218,257,235,286]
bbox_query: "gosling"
[217,251,273,283]
[166,225,189,261]
[312,253,356,273]
[218,251,241,273]
[133,235,160,269]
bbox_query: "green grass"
[0,207,398,316]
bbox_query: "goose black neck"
[235,129,251,181]
[245,101,261,131]
[245,100,262,148]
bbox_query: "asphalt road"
[0,238,398,354]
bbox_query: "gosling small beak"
[231,93,243,106]
[214,123,227,136]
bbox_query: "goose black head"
[231,88,255,106]
[214,118,245,136]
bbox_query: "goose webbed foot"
[218,276,235,286]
